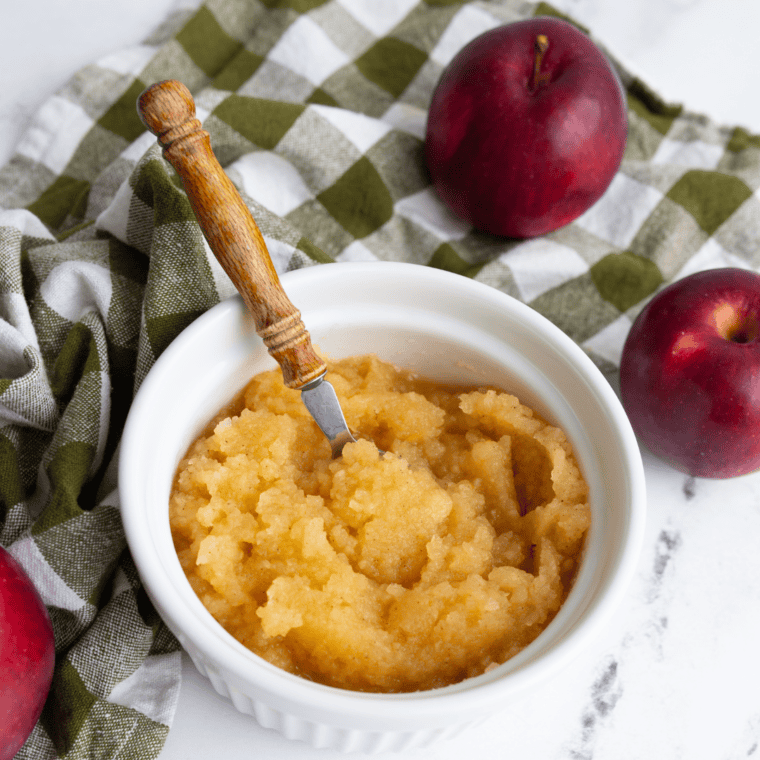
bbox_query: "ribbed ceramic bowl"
[120,262,645,753]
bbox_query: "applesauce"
[169,354,590,693]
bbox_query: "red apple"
[0,545,55,760]
[425,16,627,238]
[620,268,760,479]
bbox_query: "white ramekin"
[119,262,645,753]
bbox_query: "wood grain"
[137,79,326,389]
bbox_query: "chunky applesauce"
[169,354,590,693]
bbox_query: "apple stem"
[531,34,550,91]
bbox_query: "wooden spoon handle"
[137,79,326,389]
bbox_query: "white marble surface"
[3,1,760,759]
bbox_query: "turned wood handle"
[137,79,326,389]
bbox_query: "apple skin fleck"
[620,267,760,479]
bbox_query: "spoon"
[137,79,359,459]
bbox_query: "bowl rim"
[120,261,646,722]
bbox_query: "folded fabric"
[1,0,758,757]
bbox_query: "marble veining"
[570,658,624,760]
[649,528,683,599]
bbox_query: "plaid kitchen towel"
[1,0,759,757]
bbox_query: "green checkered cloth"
[1,0,758,756]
